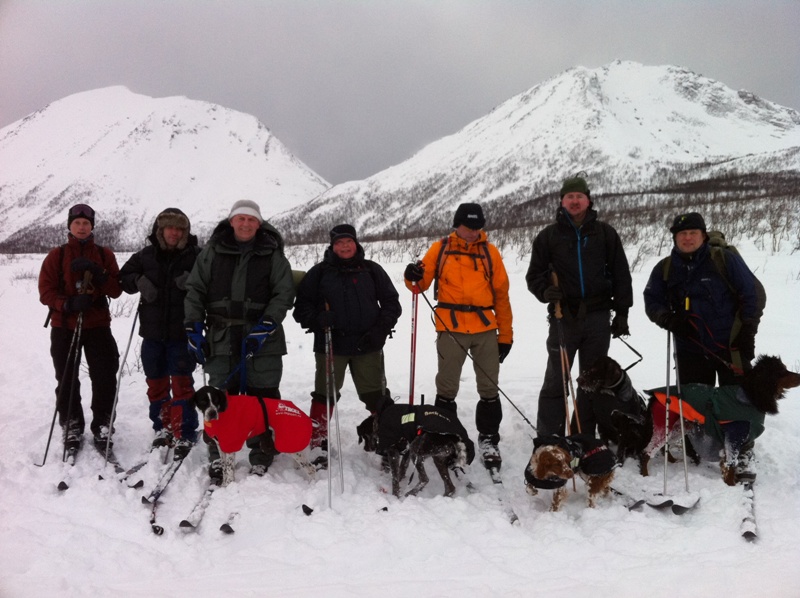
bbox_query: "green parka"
[184,219,295,388]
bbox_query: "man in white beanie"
[184,199,295,483]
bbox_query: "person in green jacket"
[184,200,295,482]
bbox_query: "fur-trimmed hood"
[148,208,197,251]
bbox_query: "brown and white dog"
[193,386,313,485]
[524,434,616,511]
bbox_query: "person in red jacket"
[403,203,513,471]
[38,204,122,451]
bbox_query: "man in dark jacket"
[526,175,633,437]
[293,224,401,468]
[39,204,122,451]
[643,212,761,385]
[184,200,295,480]
[119,208,200,458]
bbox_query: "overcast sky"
[1,1,798,184]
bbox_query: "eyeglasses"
[70,204,95,219]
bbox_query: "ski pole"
[673,332,691,492]
[62,312,85,462]
[551,272,580,434]
[408,282,419,405]
[663,329,671,495]
[103,307,139,465]
[36,315,83,467]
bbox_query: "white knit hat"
[228,199,263,224]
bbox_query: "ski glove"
[358,327,388,353]
[65,294,93,313]
[734,319,757,364]
[657,313,696,339]
[498,342,512,364]
[70,257,108,285]
[174,271,191,291]
[543,285,563,303]
[317,311,336,331]
[245,318,278,355]
[611,313,629,338]
[404,262,424,283]
[135,275,158,303]
[186,322,208,365]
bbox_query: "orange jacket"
[405,231,513,344]
[38,234,122,330]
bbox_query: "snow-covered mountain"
[0,86,329,250]
[271,60,800,243]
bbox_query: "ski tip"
[141,496,153,505]
[509,514,520,526]
[57,481,69,491]
[301,504,314,516]
[130,479,145,489]
[179,520,195,529]
[220,523,235,534]
[152,524,164,536]
[742,530,757,542]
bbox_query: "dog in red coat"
[194,386,313,485]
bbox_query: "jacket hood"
[148,208,197,251]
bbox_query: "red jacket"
[38,234,122,329]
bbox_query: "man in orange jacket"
[403,203,513,470]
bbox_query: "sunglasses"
[69,204,95,220]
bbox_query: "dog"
[524,434,616,510]
[357,398,475,498]
[642,355,800,485]
[577,356,653,474]
[193,386,313,485]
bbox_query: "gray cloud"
[1,0,798,184]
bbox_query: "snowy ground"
[1,240,798,597]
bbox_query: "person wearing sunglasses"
[38,203,122,453]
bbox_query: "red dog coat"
[204,394,312,454]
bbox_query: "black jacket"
[526,207,633,318]
[119,213,200,341]
[293,245,401,355]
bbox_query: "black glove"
[734,320,757,364]
[317,311,336,330]
[358,327,388,353]
[657,313,696,339]
[70,257,108,285]
[185,322,208,365]
[245,318,278,355]
[174,271,191,291]
[404,262,424,283]
[611,313,629,338]
[543,285,563,303]
[65,294,93,313]
[498,342,512,364]
[136,276,158,303]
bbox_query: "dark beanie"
[669,212,706,234]
[560,176,590,198]
[452,203,485,230]
[67,204,95,229]
[330,224,358,243]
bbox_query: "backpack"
[432,236,495,301]
[660,230,766,322]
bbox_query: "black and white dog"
[357,397,475,498]
[193,385,313,485]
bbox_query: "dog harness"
[375,404,475,464]
[524,434,616,490]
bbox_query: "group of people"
[38,174,763,484]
